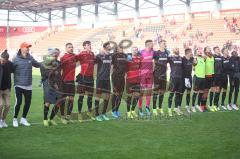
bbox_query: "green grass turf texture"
[0,69,240,159]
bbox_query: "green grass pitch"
[0,69,240,159]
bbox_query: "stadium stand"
[0,9,240,56]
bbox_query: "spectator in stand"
[224,17,228,30]
[233,17,237,25]
[154,33,162,46]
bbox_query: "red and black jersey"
[60,53,76,82]
[127,55,141,84]
[76,51,95,77]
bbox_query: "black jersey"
[222,56,232,76]
[153,50,169,77]
[214,54,223,75]
[168,55,183,78]
[182,57,193,78]
[0,61,13,90]
[112,52,128,76]
[229,56,240,75]
[96,53,112,80]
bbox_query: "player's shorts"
[62,81,75,96]
[112,75,125,93]
[76,74,94,94]
[183,77,192,91]
[168,77,183,93]
[96,79,111,94]
[43,80,60,104]
[126,82,141,94]
[205,76,214,89]
[213,74,227,88]
[140,76,153,88]
[220,75,228,90]
[154,76,167,91]
[193,76,205,91]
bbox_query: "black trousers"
[14,87,32,118]
[229,76,239,104]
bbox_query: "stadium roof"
[0,0,116,13]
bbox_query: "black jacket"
[229,56,240,78]
[0,61,13,90]
[0,64,2,88]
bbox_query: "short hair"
[83,41,91,47]
[65,43,73,47]
[145,40,153,46]
[103,42,110,49]
[232,51,237,55]
[204,46,209,53]
[221,47,227,53]
[185,48,192,55]
[55,48,60,52]
[213,46,219,51]
[159,40,166,44]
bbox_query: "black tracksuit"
[228,56,240,105]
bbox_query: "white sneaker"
[20,118,31,127]
[174,107,183,115]
[178,107,183,115]
[13,118,19,127]
[227,104,232,110]
[221,105,227,111]
[196,105,203,112]
[217,107,221,111]
[191,106,197,113]
[1,120,8,128]
[0,120,3,128]
[232,104,239,110]
[185,106,191,113]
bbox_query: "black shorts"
[43,80,60,104]
[168,77,183,93]
[76,74,94,94]
[96,79,111,94]
[153,76,167,91]
[126,82,141,94]
[183,77,192,91]
[62,81,75,96]
[112,75,125,93]
[213,75,221,87]
[205,76,214,89]
[193,76,205,91]
[220,75,228,90]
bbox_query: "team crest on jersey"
[159,58,168,61]
[103,60,111,63]
[117,58,127,61]
[173,61,182,64]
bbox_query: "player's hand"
[193,58,197,65]
[185,78,191,88]
[54,83,59,90]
